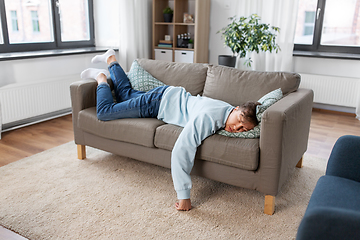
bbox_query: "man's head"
[224,101,261,133]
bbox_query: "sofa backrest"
[203,65,301,107]
[137,59,208,96]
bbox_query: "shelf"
[174,23,195,26]
[152,0,210,63]
[154,22,173,25]
[174,48,194,51]
[154,47,174,50]
[154,47,194,51]
[154,22,195,26]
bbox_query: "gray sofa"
[70,59,314,215]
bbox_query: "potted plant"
[163,6,173,23]
[217,14,281,67]
[188,39,194,49]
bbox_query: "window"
[294,0,360,54]
[5,0,54,44]
[303,11,315,36]
[0,0,94,53]
[31,11,40,32]
[11,10,19,32]
[58,0,91,42]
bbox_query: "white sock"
[91,49,115,64]
[80,68,109,80]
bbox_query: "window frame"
[0,0,95,53]
[294,0,360,55]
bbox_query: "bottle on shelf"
[177,33,191,48]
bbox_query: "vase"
[218,55,236,67]
[163,13,173,23]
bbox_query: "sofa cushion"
[78,107,165,148]
[203,65,300,107]
[137,58,208,96]
[128,60,166,92]
[154,124,259,171]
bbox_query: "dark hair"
[238,101,262,126]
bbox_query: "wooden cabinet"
[152,0,210,63]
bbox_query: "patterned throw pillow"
[127,60,165,92]
[256,88,283,122]
[217,124,261,139]
[216,88,283,139]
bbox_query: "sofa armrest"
[257,88,314,196]
[326,135,360,183]
[70,80,97,111]
[70,80,97,144]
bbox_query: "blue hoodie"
[157,86,234,199]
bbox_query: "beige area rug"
[0,142,327,240]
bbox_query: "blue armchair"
[296,135,360,240]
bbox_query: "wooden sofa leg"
[264,195,275,215]
[296,156,303,168]
[77,145,86,159]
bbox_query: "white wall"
[208,0,237,65]
[0,54,96,86]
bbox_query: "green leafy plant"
[217,14,281,67]
[163,6,173,14]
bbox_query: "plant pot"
[218,55,236,67]
[163,13,173,23]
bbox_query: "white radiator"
[0,75,78,126]
[299,73,359,108]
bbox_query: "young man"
[81,49,260,211]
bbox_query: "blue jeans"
[96,62,169,121]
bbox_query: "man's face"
[225,107,255,133]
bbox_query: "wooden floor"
[0,111,359,239]
[307,109,360,159]
[0,115,74,167]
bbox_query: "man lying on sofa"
[81,49,260,211]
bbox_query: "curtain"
[235,0,299,72]
[118,0,152,71]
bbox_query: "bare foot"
[96,73,108,84]
[107,55,117,65]
[175,199,192,211]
